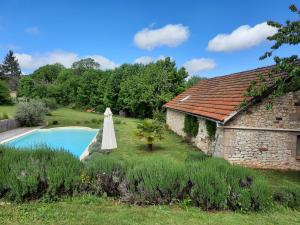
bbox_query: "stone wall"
[0,119,20,133]
[166,108,211,153]
[166,109,185,137]
[166,91,300,170]
[215,91,300,170]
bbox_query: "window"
[297,136,300,160]
[180,95,191,102]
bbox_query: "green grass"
[1,105,300,224]
[0,196,299,225]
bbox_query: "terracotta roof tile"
[165,62,298,122]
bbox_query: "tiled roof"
[164,63,290,122]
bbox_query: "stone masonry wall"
[215,91,300,170]
[166,108,211,153]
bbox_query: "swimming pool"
[3,127,98,158]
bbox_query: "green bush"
[183,114,198,137]
[52,120,59,125]
[0,80,12,105]
[273,185,300,208]
[15,99,48,126]
[91,118,98,123]
[205,120,216,140]
[250,178,272,210]
[0,146,83,202]
[0,112,9,120]
[126,157,186,204]
[42,98,58,110]
[114,118,122,124]
[153,109,166,123]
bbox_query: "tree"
[0,50,21,90]
[71,58,100,75]
[31,63,65,84]
[0,80,11,105]
[185,76,206,89]
[136,119,164,151]
[245,4,300,109]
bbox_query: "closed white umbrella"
[101,108,117,150]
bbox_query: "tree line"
[14,57,202,118]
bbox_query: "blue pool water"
[5,128,98,157]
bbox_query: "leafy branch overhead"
[245,4,300,109]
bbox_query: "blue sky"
[0,0,299,76]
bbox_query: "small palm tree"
[136,119,164,151]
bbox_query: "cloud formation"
[15,50,118,72]
[134,24,189,50]
[25,26,41,35]
[207,22,277,52]
[133,55,166,65]
[183,58,216,75]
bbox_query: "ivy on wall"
[205,120,216,140]
[183,114,199,137]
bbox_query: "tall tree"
[71,58,100,75]
[0,50,21,90]
[246,4,300,108]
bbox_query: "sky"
[0,0,299,77]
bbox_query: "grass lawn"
[1,197,300,225]
[0,105,299,225]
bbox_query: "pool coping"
[0,127,43,144]
[1,126,99,161]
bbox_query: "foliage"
[0,80,12,105]
[15,99,48,126]
[245,4,300,109]
[0,112,9,120]
[152,109,166,123]
[185,76,206,89]
[0,50,21,90]
[136,119,164,150]
[183,114,199,137]
[205,120,217,140]
[16,57,188,119]
[71,58,100,75]
[273,185,300,208]
[126,157,186,204]
[0,146,83,202]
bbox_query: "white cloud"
[133,55,166,65]
[15,50,118,71]
[25,26,41,35]
[134,24,189,50]
[207,22,277,52]
[183,58,216,75]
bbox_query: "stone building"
[164,63,300,170]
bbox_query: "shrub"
[15,99,48,126]
[273,185,300,208]
[126,157,186,204]
[188,160,229,210]
[0,146,83,202]
[52,120,59,125]
[0,80,12,105]
[183,114,198,137]
[42,98,58,110]
[0,113,9,120]
[152,109,166,123]
[85,154,125,196]
[205,120,216,140]
[91,118,97,123]
[250,178,272,211]
[84,120,90,124]
[136,119,164,151]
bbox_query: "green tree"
[31,63,65,84]
[245,4,300,108]
[186,76,206,89]
[0,50,21,90]
[71,58,100,75]
[0,80,11,105]
[136,119,164,151]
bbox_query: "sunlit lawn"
[0,105,299,225]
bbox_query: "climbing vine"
[244,5,300,109]
[205,120,216,140]
[183,114,199,137]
